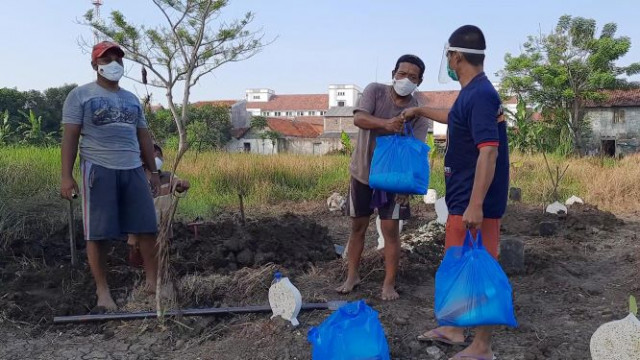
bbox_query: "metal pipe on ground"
[53,301,347,325]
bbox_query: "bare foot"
[450,341,494,360]
[381,284,399,301]
[96,290,117,311]
[335,277,361,294]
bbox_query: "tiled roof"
[266,118,322,138]
[418,91,459,108]
[192,100,238,108]
[585,89,640,108]
[294,116,324,126]
[230,127,250,139]
[246,94,329,111]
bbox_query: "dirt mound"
[502,203,623,239]
[0,214,335,324]
[171,213,336,274]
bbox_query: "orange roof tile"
[585,89,640,108]
[246,94,328,111]
[266,118,322,138]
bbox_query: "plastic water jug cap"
[274,271,282,280]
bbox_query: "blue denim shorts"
[80,160,157,240]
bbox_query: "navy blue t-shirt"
[444,73,509,219]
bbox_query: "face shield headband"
[438,43,486,84]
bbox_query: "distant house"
[225,117,331,154]
[585,89,640,156]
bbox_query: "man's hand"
[150,173,161,196]
[462,203,483,229]
[384,116,405,133]
[395,194,411,206]
[60,176,79,200]
[401,107,420,120]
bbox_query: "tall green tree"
[187,104,232,151]
[499,15,640,155]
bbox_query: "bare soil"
[1,201,639,359]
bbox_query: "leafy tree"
[17,109,57,146]
[340,130,353,155]
[0,110,16,145]
[505,96,546,153]
[250,115,268,129]
[259,129,280,154]
[499,15,640,155]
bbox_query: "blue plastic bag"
[435,230,518,328]
[369,123,430,195]
[308,300,390,360]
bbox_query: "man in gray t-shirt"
[337,55,430,301]
[60,41,160,311]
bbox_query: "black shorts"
[345,177,410,220]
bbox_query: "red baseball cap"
[91,41,125,62]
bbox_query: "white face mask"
[392,77,418,96]
[97,61,124,82]
[155,157,163,171]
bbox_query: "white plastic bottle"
[268,272,302,326]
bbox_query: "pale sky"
[1,0,638,105]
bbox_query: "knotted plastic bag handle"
[463,229,484,250]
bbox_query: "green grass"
[2,146,639,241]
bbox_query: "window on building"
[253,95,260,100]
[338,101,345,107]
[320,111,326,116]
[613,109,626,124]
[243,142,251,153]
[337,91,345,96]
[274,111,281,116]
[308,111,316,116]
[297,111,304,116]
[261,111,268,116]
[286,111,293,116]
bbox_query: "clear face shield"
[438,43,486,84]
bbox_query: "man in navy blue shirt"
[403,25,509,360]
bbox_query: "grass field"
[1,146,638,240]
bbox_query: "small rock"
[236,248,255,266]
[393,317,408,326]
[102,329,115,340]
[581,283,603,296]
[509,187,522,202]
[426,345,445,359]
[174,339,185,350]
[565,195,584,206]
[546,201,568,215]
[539,222,558,237]
[499,237,525,275]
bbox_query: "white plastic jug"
[268,272,302,326]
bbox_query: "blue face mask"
[447,63,459,82]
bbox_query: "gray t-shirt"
[350,82,430,184]
[62,82,147,170]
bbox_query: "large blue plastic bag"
[369,124,430,195]
[435,230,518,328]
[307,300,390,360]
